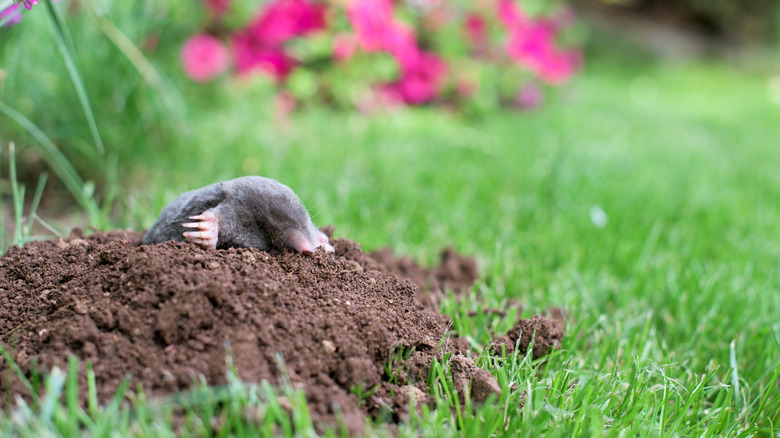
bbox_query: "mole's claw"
[182,209,219,249]
[314,230,335,252]
[321,242,335,253]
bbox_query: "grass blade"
[40,368,66,424]
[33,214,65,238]
[0,343,40,407]
[83,0,186,116]
[0,143,4,252]
[44,0,105,156]
[0,101,99,224]
[751,360,780,426]
[8,142,25,244]
[87,362,98,417]
[26,172,48,238]
[730,339,742,414]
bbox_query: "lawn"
[2,5,780,435]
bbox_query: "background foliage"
[586,0,780,43]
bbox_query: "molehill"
[0,229,563,430]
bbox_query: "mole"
[142,176,334,254]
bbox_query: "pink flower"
[516,82,543,109]
[381,23,418,67]
[227,0,324,81]
[498,1,581,85]
[505,25,553,71]
[464,14,487,47]
[290,0,327,35]
[347,0,448,104]
[180,34,231,82]
[204,0,230,17]
[347,0,395,52]
[539,50,582,84]
[506,25,580,84]
[247,0,326,46]
[233,31,297,80]
[347,0,420,68]
[1,5,22,26]
[389,51,447,104]
[497,0,527,28]
[332,33,357,61]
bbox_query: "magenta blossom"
[180,34,231,82]
[381,23,418,67]
[1,5,22,26]
[516,82,543,109]
[348,0,447,104]
[347,0,395,52]
[228,0,323,81]
[204,0,230,17]
[247,0,326,46]
[332,33,358,62]
[538,50,582,84]
[345,1,425,71]
[499,1,581,85]
[23,0,37,10]
[232,31,297,80]
[497,0,527,28]
[506,25,580,84]
[388,51,447,104]
[464,14,487,47]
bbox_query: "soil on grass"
[0,230,562,432]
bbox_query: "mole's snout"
[285,229,317,254]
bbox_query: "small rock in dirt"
[241,252,256,264]
[322,340,337,355]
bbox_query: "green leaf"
[44,0,106,156]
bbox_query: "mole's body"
[143,176,333,254]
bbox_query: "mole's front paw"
[182,210,219,249]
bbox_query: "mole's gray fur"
[143,176,330,253]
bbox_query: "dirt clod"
[449,354,502,403]
[489,315,564,359]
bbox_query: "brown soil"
[0,230,562,432]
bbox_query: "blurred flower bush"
[182,0,583,112]
[0,0,582,208]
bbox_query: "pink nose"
[286,228,316,254]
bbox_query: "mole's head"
[229,177,331,254]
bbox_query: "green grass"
[125,59,779,436]
[2,3,780,435]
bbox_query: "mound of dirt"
[368,246,479,313]
[0,230,562,432]
[490,315,564,359]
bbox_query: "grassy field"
[2,5,780,434]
